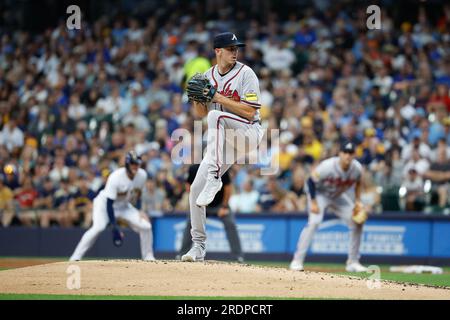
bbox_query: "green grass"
[0,293,311,300]
[339,271,450,288]
[247,261,450,288]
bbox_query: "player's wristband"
[106,197,116,225]
[221,204,230,210]
[307,177,316,199]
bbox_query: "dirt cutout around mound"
[0,260,449,299]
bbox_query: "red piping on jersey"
[211,65,223,111]
[211,65,218,88]
[222,64,245,97]
[216,64,245,113]
[215,114,252,178]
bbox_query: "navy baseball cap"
[341,142,356,153]
[213,32,246,49]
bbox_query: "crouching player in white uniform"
[290,142,368,272]
[70,151,155,261]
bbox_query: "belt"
[233,113,261,125]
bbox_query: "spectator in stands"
[52,178,73,227]
[14,176,38,226]
[302,131,323,162]
[403,148,430,177]
[255,176,290,213]
[0,174,14,227]
[285,167,307,212]
[142,179,169,215]
[423,143,450,210]
[443,117,450,145]
[49,155,70,183]
[67,94,87,121]
[273,132,296,173]
[69,177,96,228]
[361,171,382,214]
[123,105,151,133]
[229,179,260,214]
[0,117,24,156]
[34,177,56,228]
[401,168,425,212]
[3,164,20,194]
[401,134,431,161]
[95,86,123,116]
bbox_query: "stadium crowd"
[1,2,450,227]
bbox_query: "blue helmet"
[125,151,142,176]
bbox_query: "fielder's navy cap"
[341,141,356,153]
[213,32,246,48]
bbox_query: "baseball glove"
[186,73,217,103]
[352,203,368,225]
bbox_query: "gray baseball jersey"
[311,157,363,198]
[204,61,261,122]
[187,61,264,250]
[292,157,364,265]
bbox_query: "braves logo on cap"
[341,141,355,153]
[213,32,246,48]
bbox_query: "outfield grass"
[248,261,450,288]
[341,272,450,287]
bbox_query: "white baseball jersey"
[70,166,154,261]
[204,61,261,122]
[311,157,363,198]
[97,167,147,210]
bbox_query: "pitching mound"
[0,260,449,299]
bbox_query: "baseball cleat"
[144,254,156,261]
[289,260,304,271]
[181,245,206,262]
[195,175,223,207]
[345,262,368,272]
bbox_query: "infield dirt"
[0,260,449,299]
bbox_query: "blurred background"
[0,0,449,264]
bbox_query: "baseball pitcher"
[290,142,368,272]
[70,151,155,261]
[181,32,264,261]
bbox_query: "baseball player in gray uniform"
[181,32,264,262]
[290,142,368,272]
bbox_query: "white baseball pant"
[70,196,154,261]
